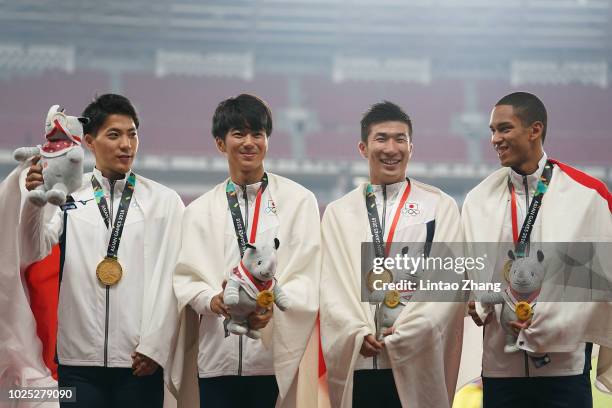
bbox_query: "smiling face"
[489,105,544,174]
[359,121,412,185]
[216,127,268,185]
[85,114,138,180]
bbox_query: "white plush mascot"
[13,105,87,206]
[480,249,546,360]
[224,238,291,339]
[376,291,405,341]
[374,246,413,340]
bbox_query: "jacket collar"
[92,166,131,195]
[508,152,548,195]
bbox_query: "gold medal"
[515,301,533,322]
[503,259,513,282]
[256,290,275,308]
[96,257,123,286]
[366,268,393,292]
[384,290,401,308]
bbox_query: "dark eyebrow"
[107,127,137,133]
[490,121,513,129]
[374,132,408,137]
[499,122,513,127]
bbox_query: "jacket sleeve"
[19,198,63,266]
[136,191,184,369]
[173,197,223,316]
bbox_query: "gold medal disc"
[256,290,275,308]
[366,268,393,292]
[515,301,533,322]
[96,257,123,286]
[384,290,401,308]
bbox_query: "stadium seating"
[1,71,610,166]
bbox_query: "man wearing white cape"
[320,101,465,408]
[1,160,60,408]
[173,94,320,407]
[463,92,612,407]
[20,94,184,407]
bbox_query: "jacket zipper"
[238,185,248,376]
[373,304,379,369]
[373,185,387,370]
[104,180,115,367]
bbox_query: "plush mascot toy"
[224,238,290,339]
[376,290,405,340]
[480,250,546,359]
[374,246,414,341]
[13,105,87,206]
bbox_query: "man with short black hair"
[20,93,184,408]
[463,91,612,407]
[173,94,320,408]
[320,101,464,408]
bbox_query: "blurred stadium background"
[2,2,612,407]
[0,0,610,208]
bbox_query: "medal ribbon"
[508,287,540,305]
[365,180,412,258]
[226,173,268,257]
[229,263,275,303]
[237,261,274,292]
[504,287,540,309]
[508,161,553,255]
[91,172,136,259]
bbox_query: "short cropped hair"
[360,101,413,143]
[495,92,548,142]
[81,94,139,136]
[212,94,273,140]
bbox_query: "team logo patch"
[265,199,277,214]
[402,202,420,216]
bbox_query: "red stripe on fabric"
[317,316,327,377]
[24,245,60,380]
[249,186,264,243]
[549,159,612,213]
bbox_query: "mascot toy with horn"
[13,105,87,206]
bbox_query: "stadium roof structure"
[0,0,611,83]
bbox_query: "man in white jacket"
[173,94,320,408]
[463,92,612,407]
[319,101,465,408]
[20,94,184,407]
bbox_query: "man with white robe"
[463,91,612,407]
[1,161,61,408]
[19,94,184,407]
[319,101,465,408]
[172,94,320,408]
